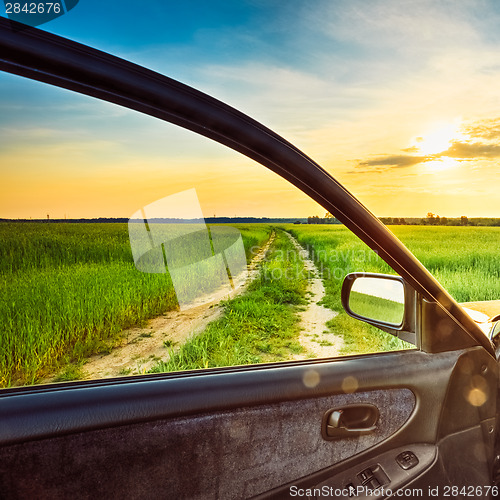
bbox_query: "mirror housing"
[341,273,417,346]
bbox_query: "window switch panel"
[396,451,419,470]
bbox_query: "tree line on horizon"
[378,213,500,227]
[306,211,500,227]
[306,213,340,224]
[4,213,500,227]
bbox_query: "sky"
[2,0,500,218]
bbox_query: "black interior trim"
[253,346,498,498]
[311,444,437,500]
[0,388,415,499]
[0,349,473,446]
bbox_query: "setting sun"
[424,157,459,172]
[412,121,463,155]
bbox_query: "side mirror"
[341,273,416,345]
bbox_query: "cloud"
[354,116,500,172]
[462,118,500,141]
[439,141,500,159]
[355,141,500,172]
[357,154,432,170]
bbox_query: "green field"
[390,226,500,302]
[1,222,499,385]
[151,229,308,372]
[348,290,405,326]
[286,224,500,354]
[0,222,271,386]
[286,224,500,304]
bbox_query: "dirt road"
[285,232,343,359]
[49,228,341,382]
[77,233,276,380]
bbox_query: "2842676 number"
[5,2,62,14]
[443,485,499,497]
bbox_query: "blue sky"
[3,1,500,218]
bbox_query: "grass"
[53,362,84,382]
[2,222,499,384]
[285,225,409,355]
[286,224,500,355]
[150,229,308,372]
[349,290,404,325]
[389,225,500,302]
[0,222,271,386]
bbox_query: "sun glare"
[424,157,458,172]
[412,121,463,156]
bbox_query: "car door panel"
[0,388,415,499]
[0,347,495,499]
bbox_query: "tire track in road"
[46,232,276,382]
[284,232,344,359]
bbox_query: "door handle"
[322,404,379,439]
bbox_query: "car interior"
[1,17,500,500]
